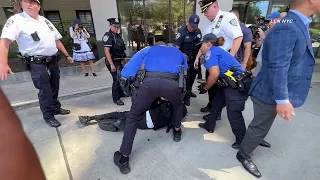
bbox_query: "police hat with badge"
[188,14,200,27]
[107,18,121,27]
[198,0,217,13]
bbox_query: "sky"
[256,1,270,17]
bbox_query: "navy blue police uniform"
[174,14,202,106]
[103,18,127,105]
[197,34,252,149]
[0,7,71,128]
[113,42,188,174]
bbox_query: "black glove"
[198,83,208,94]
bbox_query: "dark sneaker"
[93,73,97,77]
[113,151,131,174]
[85,73,89,76]
[54,108,70,115]
[114,99,124,106]
[200,106,211,112]
[78,116,91,125]
[45,117,61,128]
[198,123,213,133]
[173,128,182,142]
[203,113,221,121]
[183,99,190,106]
[232,142,241,150]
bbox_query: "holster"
[178,65,186,92]
[119,77,133,96]
[130,69,146,91]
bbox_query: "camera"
[250,22,268,39]
[79,26,84,29]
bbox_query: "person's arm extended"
[266,25,295,102]
[229,37,243,56]
[0,89,46,179]
[205,66,219,89]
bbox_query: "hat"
[267,12,281,20]
[189,14,200,27]
[72,18,81,26]
[195,33,217,46]
[257,16,265,20]
[107,18,120,27]
[198,0,217,13]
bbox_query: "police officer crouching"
[174,14,202,106]
[196,33,251,148]
[0,0,73,127]
[103,18,127,106]
[113,38,187,174]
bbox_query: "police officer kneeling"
[196,33,270,149]
[113,40,187,174]
[0,0,73,127]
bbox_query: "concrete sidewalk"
[16,84,320,180]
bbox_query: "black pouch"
[73,43,81,51]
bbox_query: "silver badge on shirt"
[5,19,14,28]
[103,35,109,42]
[229,18,238,26]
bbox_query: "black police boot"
[232,141,242,150]
[78,116,94,125]
[259,140,271,148]
[236,151,262,178]
[114,99,124,106]
[189,91,197,98]
[173,128,182,142]
[198,123,213,133]
[45,117,61,128]
[54,108,71,115]
[203,113,221,121]
[113,151,130,174]
[183,99,190,106]
[200,106,211,113]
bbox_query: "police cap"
[107,18,120,27]
[198,0,217,13]
[195,33,217,46]
[189,14,200,27]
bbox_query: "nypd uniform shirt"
[1,11,62,56]
[174,26,202,56]
[205,10,243,51]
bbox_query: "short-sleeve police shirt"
[102,30,114,47]
[205,10,243,51]
[174,26,202,55]
[1,12,62,56]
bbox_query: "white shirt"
[1,11,62,56]
[69,27,90,44]
[205,10,243,51]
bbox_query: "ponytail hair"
[208,37,225,46]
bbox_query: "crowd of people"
[0,0,319,179]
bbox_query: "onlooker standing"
[70,18,96,77]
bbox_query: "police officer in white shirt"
[195,0,243,119]
[0,0,74,128]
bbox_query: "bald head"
[230,9,240,21]
[280,12,287,18]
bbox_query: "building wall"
[0,1,12,26]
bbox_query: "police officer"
[174,14,202,106]
[0,0,73,127]
[195,0,243,120]
[196,33,270,149]
[113,39,187,174]
[103,18,127,106]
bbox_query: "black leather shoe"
[203,114,221,121]
[113,151,131,174]
[85,73,89,76]
[54,108,70,115]
[200,106,211,112]
[93,73,97,77]
[45,117,61,128]
[198,123,213,133]
[189,92,197,98]
[173,128,182,142]
[78,116,91,125]
[114,99,124,106]
[183,99,190,106]
[259,140,271,148]
[232,142,241,150]
[236,151,262,178]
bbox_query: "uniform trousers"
[203,86,248,143]
[120,76,185,155]
[106,60,125,101]
[184,59,198,100]
[29,62,61,120]
[205,70,220,107]
[240,96,277,155]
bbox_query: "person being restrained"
[78,97,188,132]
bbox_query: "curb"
[12,85,112,111]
